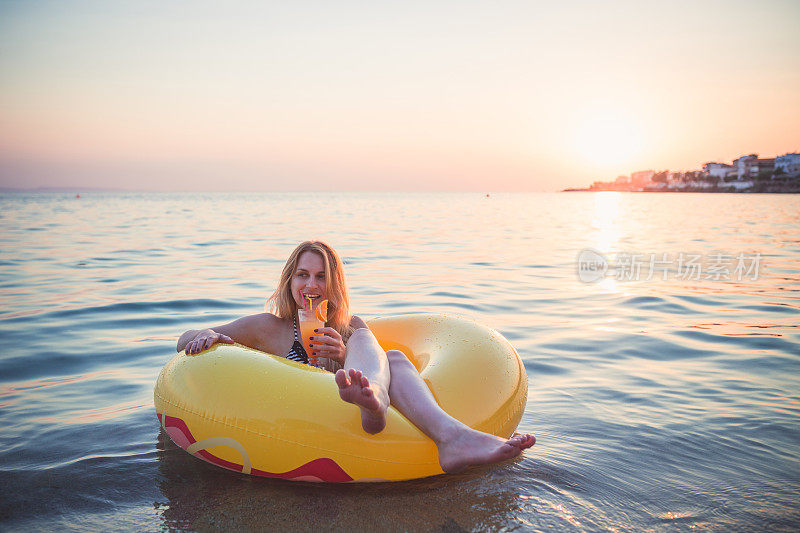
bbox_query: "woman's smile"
[293,251,327,307]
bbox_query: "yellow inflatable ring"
[154,314,528,482]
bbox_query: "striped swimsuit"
[285,317,310,364]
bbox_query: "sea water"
[0,192,798,531]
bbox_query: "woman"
[177,241,535,473]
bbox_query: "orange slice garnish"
[315,299,328,322]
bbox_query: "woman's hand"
[310,327,346,365]
[185,329,234,355]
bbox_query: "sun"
[573,110,645,170]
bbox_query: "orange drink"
[297,309,323,365]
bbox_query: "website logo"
[577,249,609,283]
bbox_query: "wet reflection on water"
[155,432,531,531]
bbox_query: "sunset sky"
[1,0,798,192]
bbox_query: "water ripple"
[1,192,799,531]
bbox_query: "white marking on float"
[186,436,252,474]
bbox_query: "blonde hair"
[266,240,354,342]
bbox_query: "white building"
[703,162,735,180]
[775,153,800,177]
[733,154,758,180]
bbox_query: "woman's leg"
[383,349,535,473]
[334,328,390,434]
[335,328,535,472]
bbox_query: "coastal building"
[733,154,758,180]
[574,151,799,192]
[703,162,735,180]
[775,153,800,177]
[732,154,775,180]
[751,158,774,179]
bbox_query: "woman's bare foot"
[436,428,535,473]
[335,368,388,434]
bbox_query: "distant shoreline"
[2,186,798,195]
[562,189,800,193]
[562,184,800,193]
[0,186,129,193]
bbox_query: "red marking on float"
[157,413,353,482]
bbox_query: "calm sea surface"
[1,192,798,532]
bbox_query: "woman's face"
[291,251,327,310]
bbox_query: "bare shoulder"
[224,312,280,332]
[220,313,289,352]
[248,312,289,342]
[349,314,369,330]
[250,312,284,331]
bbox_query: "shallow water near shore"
[1,191,799,531]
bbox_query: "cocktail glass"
[297,308,324,365]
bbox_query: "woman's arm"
[310,314,369,368]
[177,328,221,353]
[177,313,281,354]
